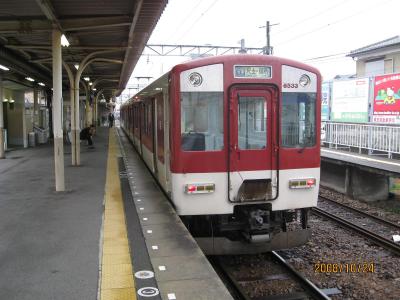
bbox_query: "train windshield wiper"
[297,142,308,153]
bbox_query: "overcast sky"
[126,0,399,92]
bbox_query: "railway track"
[319,195,400,230]
[210,253,331,300]
[313,197,400,256]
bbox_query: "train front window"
[181,92,223,151]
[281,92,316,148]
[238,96,267,150]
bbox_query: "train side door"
[228,87,278,202]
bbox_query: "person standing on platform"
[108,113,114,128]
[80,125,96,149]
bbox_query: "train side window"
[144,105,147,134]
[147,103,152,135]
[180,92,223,151]
[281,92,316,148]
[135,106,138,129]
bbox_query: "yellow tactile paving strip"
[100,129,136,300]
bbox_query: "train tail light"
[289,178,316,189]
[185,183,215,194]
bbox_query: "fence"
[322,121,400,158]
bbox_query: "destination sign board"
[234,65,272,79]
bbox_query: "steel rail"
[319,195,400,230]
[211,254,330,300]
[312,207,400,255]
[271,251,331,300]
[208,257,250,300]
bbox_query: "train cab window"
[238,96,267,150]
[181,92,223,151]
[281,92,316,148]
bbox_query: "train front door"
[228,87,278,202]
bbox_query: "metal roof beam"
[62,16,131,32]
[118,0,144,90]
[0,46,52,86]
[35,0,63,32]
[31,57,123,64]
[0,16,131,34]
[92,78,119,88]
[0,20,51,33]
[6,45,128,50]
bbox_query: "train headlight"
[188,72,203,87]
[289,178,316,189]
[299,74,311,87]
[185,183,215,194]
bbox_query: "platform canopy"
[0,0,168,99]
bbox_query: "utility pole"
[266,21,271,55]
[238,39,247,54]
[259,21,279,55]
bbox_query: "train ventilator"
[120,54,321,255]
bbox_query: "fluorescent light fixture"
[74,64,79,70]
[92,88,97,91]
[25,77,35,82]
[89,82,93,86]
[9,99,15,103]
[38,82,45,86]
[61,34,70,47]
[84,77,90,81]
[0,64,9,71]
[3,98,8,102]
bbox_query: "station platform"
[0,127,232,300]
[320,147,400,201]
[321,148,400,176]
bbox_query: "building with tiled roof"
[347,36,400,77]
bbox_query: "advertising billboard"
[372,73,400,124]
[321,82,330,121]
[331,78,369,123]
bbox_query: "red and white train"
[120,54,321,254]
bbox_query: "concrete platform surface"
[321,148,400,175]
[118,129,233,300]
[0,127,233,300]
[0,128,109,300]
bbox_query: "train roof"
[171,54,321,75]
[122,72,169,107]
[121,54,321,108]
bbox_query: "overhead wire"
[165,0,203,42]
[303,56,352,65]
[173,0,220,43]
[253,0,350,46]
[275,0,395,46]
[275,0,349,35]
[303,51,349,62]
